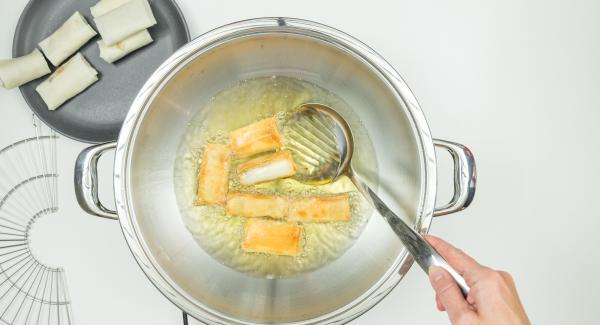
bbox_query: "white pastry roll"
[0,49,50,89]
[94,0,157,46]
[236,151,297,185]
[98,29,153,63]
[90,0,131,17]
[36,53,99,110]
[38,12,97,66]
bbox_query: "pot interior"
[125,28,423,323]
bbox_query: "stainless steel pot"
[74,18,476,324]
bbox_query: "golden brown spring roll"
[236,151,296,185]
[289,194,351,222]
[242,219,302,256]
[195,144,231,205]
[229,117,282,159]
[226,192,288,219]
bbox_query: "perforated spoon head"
[285,103,354,184]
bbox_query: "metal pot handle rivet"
[74,142,119,220]
[432,139,477,217]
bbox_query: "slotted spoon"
[286,103,470,296]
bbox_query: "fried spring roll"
[98,30,153,63]
[94,0,157,46]
[289,194,351,222]
[226,192,288,219]
[237,151,296,185]
[0,49,50,89]
[38,12,97,66]
[229,117,282,159]
[35,53,98,110]
[242,219,302,256]
[195,144,231,205]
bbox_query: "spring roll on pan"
[0,49,50,89]
[98,30,154,63]
[36,53,99,111]
[38,12,97,67]
[11,0,190,143]
[93,0,155,63]
[94,0,157,46]
[91,0,131,17]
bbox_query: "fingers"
[429,266,477,324]
[468,269,516,308]
[425,235,486,283]
[498,271,529,316]
[435,294,446,311]
[499,271,517,291]
[466,292,476,305]
[427,237,530,324]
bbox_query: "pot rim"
[113,17,437,324]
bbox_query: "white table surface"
[1,0,599,324]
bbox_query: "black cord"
[182,311,189,325]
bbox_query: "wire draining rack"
[0,117,72,325]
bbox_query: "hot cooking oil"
[173,76,378,278]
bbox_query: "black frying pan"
[13,0,190,143]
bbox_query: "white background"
[1,0,600,324]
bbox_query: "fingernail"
[429,266,445,283]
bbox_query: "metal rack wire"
[0,117,72,325]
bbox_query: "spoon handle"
[350,174,470,297]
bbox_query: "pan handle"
[433,139,476,217]
[74,142,118,220]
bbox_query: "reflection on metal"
[288,104,472,297]
[0,116,72,325]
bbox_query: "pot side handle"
[433,139,476,217]
[74,142,118,220]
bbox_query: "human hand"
[426,235,530,325]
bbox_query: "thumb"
[429,266,476,324]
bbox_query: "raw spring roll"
[236,151,297,185]
[38,12,97,66]
[98,30,153,63]
[0,49,50,89]
[35,53,98,110]
[92,0,153,62]
[226,192,288,219]
[289,194,351,222]
[241,219,302,256]
[94,0,157,46]
[229,117,283,159]
[195,144,231,205]
[90,0,131,17]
